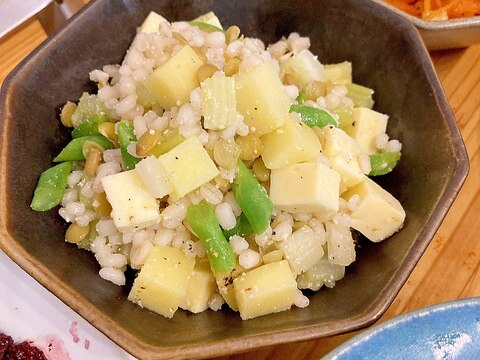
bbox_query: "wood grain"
[0,7,478,360]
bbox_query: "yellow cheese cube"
[158,136,219,200]
[261,116,322,169]
[279,225,325,275]
[316,126,364,192]
[344,107,388,154]
[233,260,297,320]
[180,260,217,313]
[128,246,195,318]
[235,62,290,136]
[329,153,365,193]
[135,156,173,199]
[143,45,204,109]
[101,170,160,233]
[342,177,406,242]
[139,11,168,34]
[270,162,340,215]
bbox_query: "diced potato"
[180,260,217,313]
[201,73,237,130]
[158,136,219,200]
[135,156,173,198]
[270,162,340,216]
[233,260,297,320]
[342,177,405,242]
[279,226,325,275]
[343,107,388,154]
[281,49,325,87]
[143,45,204,109]
[325,222,355,266]
[261,115,321,169]
[128,246,195,318]
[193,11,223,29]
[235,62,290,136]
[102,170,160,232]
[139,11,168,34]
[214,263,245,311]
[324,61,352,85]
[297,257,345,290]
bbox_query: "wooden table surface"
[1,6,479,360]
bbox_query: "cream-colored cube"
[135,156,173,199]
[158,136,219,200]
[280,49,325,87]
[139,11,168,34]
[279,226,325,275]
[344,107,388,154]
[180,260,217,313]
[342,177,406,242]
[143,45,204,109]
[261,116,322,169]
[235,62,290,136]
[270,162,340,216]
[329,153,365,193]
[128,246,195,318]
[233,260,297,320]
[316,126,364,192]
[102,170,160,233]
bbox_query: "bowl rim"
[0,0,470,359]
[371,0,480,30]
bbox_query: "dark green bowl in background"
[0,0,468,359]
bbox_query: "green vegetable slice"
[232,160,274,235]
[222,213,254,239]
[117,120,141,170]
[188,21,224,33]
[289,104,337,128]
[72,113,109,138]
[187,201,235,273]
[295,90,308,104]
[30,162,72,211]
[369,151,401,176]
[53,135,114,162]
[346,83,374,109]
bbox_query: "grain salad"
[31,11,406,320]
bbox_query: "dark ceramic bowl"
[0,0,468,359]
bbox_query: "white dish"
[0,250,134,359]
[0,0,52,38]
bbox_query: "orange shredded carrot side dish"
[384,0,480,20]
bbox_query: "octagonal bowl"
[0,0,469,359]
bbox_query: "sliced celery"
[201,73,237,130]
[324,61,352,85]
[332,103,353,130]
[346,83,375,109]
